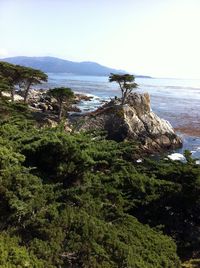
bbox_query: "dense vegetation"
[0,63,200,267]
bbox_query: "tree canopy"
[0,61,47,102]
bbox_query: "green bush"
[0,233,44,267]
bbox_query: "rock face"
[75,93,182,152]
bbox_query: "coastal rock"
[25,89,92,113]
[75,94,93,102]
[75,93,182,152]
[42,118,72,132]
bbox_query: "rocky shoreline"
[5,88,182,153]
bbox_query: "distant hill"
[1,56,151,78]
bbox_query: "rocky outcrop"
[75,93,182,152]
[17,89,93,113]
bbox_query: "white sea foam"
[168,153,186,161]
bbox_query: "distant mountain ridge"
[1,56,151,78]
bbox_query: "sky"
[0,0,200,78]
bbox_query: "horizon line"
[1,55,200,80]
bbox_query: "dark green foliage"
[132,156,200,259]
[1,96,200,267]
[0,104,181,267]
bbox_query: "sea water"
[41,73,200,159]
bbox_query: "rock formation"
[75,93,182,152]
[17,89,93,113]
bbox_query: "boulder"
[68,105,81,113]
[75,93,182,152]
[75,94,94,102]
[38,103,48,112]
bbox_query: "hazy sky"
[0,0,200,78]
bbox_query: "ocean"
[41,73,200,159]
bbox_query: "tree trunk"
[24,81,32,103]
[121,89,127,105]
[121,95,125,105]
[118,82,124,105]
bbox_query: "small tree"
[109,73,138,105]
[0,62,48,102]
[21,67,48,103]
[48,87,74,121]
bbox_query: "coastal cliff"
[75,92,182,152]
